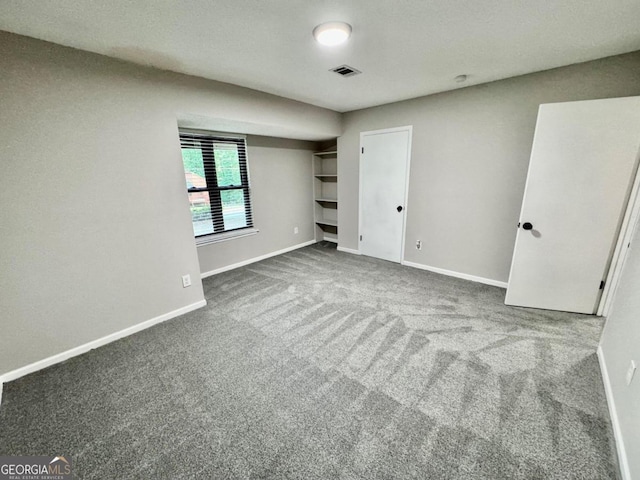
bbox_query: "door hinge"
[361,147,364,154]
[599,280,605,290]
[360,235,362,241]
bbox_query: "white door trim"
[597,150,640,316]
[358,125,413,263]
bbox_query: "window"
[179,130,254,241]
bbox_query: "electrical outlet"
[416,240,422,250]
[294,227,299,234]
[626,360,637,386]
[182,274,191,288]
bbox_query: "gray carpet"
[0,242,619,479]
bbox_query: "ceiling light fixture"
[313,21,352,46]
[455,74,468,83]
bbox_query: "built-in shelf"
[315,218,338,227]
[315,220,338,236]
[314,150,337,156]
[315,174,337,182]
[315,198,338,209]
[313,149,338,243]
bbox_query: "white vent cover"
[330,65,362,77]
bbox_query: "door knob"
[397,206,403,212]
[522,222,533,230]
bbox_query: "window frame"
[179,129,257,244]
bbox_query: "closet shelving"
[313,150,338,242]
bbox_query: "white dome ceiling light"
[313,21,352,46]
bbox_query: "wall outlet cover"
[182,274,191,288]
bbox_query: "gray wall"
[600,215,640,479]
[0,31,340,376]
[197,136,317,275]
[338,52,640,283]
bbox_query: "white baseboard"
[597,345,630,480]
[337,246,361,255]
[401,260,508,288]
[200,239,316,278]
[0,299,207,404]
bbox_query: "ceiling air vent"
[330,65,361,77]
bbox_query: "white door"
[506,96,640,314]
[359,127,412,263]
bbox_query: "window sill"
[196,228,259,247]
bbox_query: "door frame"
[598,151,640,316]
[358,125,413,262]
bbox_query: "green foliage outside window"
[182,146,241,187]
[182,148,204,177]
[214,146,242,187]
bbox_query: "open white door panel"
[506,96,640,314]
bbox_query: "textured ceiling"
[1,0,640,112]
